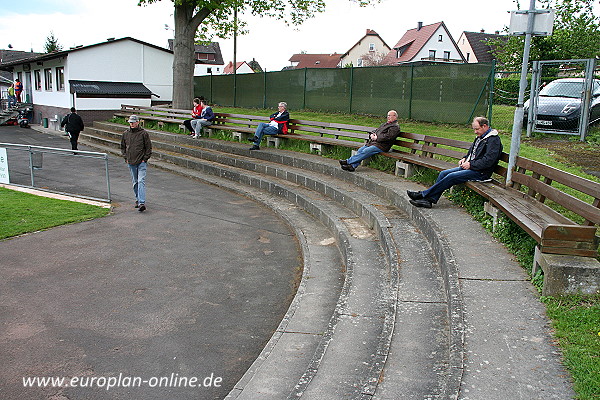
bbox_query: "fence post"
[303,68,307,110]
[488,60,496,126]
[349,65,354,114]
[264,70,267,109]
[408,64,414,120]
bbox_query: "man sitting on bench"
[339,110,400,172]
[249,102,289,150]
[407,116,503,208]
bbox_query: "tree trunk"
[172,4,198,109]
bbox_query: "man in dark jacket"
[249,102,289,150]
[121,115,152,212]
[339,110,400,172]
[61,108,85,150]
[407,116,503,208]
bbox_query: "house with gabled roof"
[223,61,254,74]
[0,37,174,124]
[456,31,507,63]
[382,21,465,65]
[287,53,342,69]
[339,29,391,67]
[167,39,225,75]
[0,49,43,106]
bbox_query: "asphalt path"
[0,126,302,400]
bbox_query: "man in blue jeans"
[249,102,289,150]
[407,116,503,208]
[339,110,400,172]
[121,115,152,212]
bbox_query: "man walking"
[121,115,152,212]
[60,107,85,150]
[407,116,503,208]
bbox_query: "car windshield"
[539,81,583,98]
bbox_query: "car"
[523,77,600,130]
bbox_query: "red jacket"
[192,104,203,118]
[14,81,23,93]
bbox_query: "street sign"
[0,148,10,184]
[509,9,555,36]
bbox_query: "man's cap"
[128,115,139,123]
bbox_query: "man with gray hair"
[121,115,152,212]
[248,102,289,150]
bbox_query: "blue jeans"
[8,95,16,107]
[345,145,383,168]
[128,162,147,205]
[421,167,485,203]
[191,119,212,135]
[254,122,278,143]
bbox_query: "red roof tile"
[382,22,445,64]
[288,53,341,69]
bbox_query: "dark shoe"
[341,164,355,172]
[138,204,146,212]
[248,136,258,143]
[134,201,139,208]
[409,199,433,208]
[406,190,423,200]
[339,159,348,166]
[249,145,260,150]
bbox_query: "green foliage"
[542,294,600,400]
[43,31,63,53]
[0,187,110,240]
[488,0,600,70]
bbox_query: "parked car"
[523,78,600,130]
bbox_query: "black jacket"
[465,129,503,177]
[61,112,84,133]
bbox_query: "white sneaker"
[192,135,198,139]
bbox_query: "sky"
[1,0,596,72]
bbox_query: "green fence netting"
[194,62,494,124]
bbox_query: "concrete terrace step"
[82,122,453,399]
[79,121,575,400]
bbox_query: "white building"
[0,37,174,124]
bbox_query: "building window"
[56,67,65,91]
[44,68,52,91]
[207,67,212,74]
[438,35,443,42]
[429,50,436,59]
[34,70,42,91]
[466,53,470,62]
[443,51,450,61]
[369,43,375,52]
[357,58,363,67]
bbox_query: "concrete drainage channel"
[83,121,462,399]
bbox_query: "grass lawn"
[0,187,110,240]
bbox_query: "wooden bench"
[114,104,193,132]
[211,111,599,260]
[114,106,600,263]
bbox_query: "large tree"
[488,0,600,70]
[138,0,377,108]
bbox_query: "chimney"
[495,30,500,35]
[480,29,485,33]
[417,22,423,30]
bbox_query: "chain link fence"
[195,63,494,124]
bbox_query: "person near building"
[183,97,203,135]
[60,107,85,150]
[14,78,23,103]
[121,115,152,212]
[7,83,16,107]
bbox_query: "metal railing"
[0,143,112,203]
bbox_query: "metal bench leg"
[310,142,323,155]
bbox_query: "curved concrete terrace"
[0,123,575,400]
